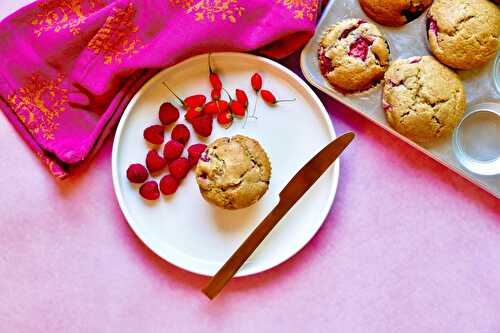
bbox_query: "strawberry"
[235,89,248,108]
[163,140,184,160]
[143,125,164,145]
[159,175,179,195]
[171,124,190,145]
[204,101,219,115]
[211,88,221,100]
[187,143,207,166]
[185,108,203,123]
[251,73,262,92]
[216,100,229,113]
[230,100,245,118]
[191,113,213,137]
[145,150,167,173]
[217,111,233,128]
[126,163,148,183]
[159,102,179,125]
[139,181,160,200]
[169,157,190,179]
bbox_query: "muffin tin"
[301,0,500,198]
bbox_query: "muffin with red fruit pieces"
[318,19,390,93]
[382,56,466,143]
[195,135,271,210]
[426,0,500,70]
[359,0,433,26]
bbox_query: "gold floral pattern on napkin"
[170,0,245,23]
[276,0,318,21]
[7,73,68,141]
[87,3,144,64]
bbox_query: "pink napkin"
[0,0,321,178]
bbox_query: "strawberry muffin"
[359,0,433,26]
[426,0,500,69]
[382,56,466,143]
[318,19,390,93]
[195,135,271,210]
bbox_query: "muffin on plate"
[318,18,390,93]
[382,56,466,143]
[195,135,271,210]
[426,0,500,69]
[359,0,433,26]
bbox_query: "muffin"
[318,19,390,93]
[359,0,433,26]
[195,135,271,210]
[427,0,500,69]
[382,56,466,143]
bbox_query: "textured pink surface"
[1,3,500,333]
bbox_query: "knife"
[202,132,355,299]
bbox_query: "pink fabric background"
[1,2,500,332]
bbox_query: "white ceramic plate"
[112,52,338,277]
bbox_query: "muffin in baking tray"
[359,0,433,26]
[426,0,500,69]
[318,18,390,93]
[195,135,271,210]
[382,56,466,143]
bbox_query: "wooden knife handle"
[202,200,289,299]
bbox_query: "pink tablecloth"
[1,2,499,332]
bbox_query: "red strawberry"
[185,108,203,123]
[159,175,179,195]
[204,101,219,115]
[169,157,190,179]
[211,88,221,100]
[163,140,184,160]
[145,150,167,173]
[184,95,206,108]
[171,124,190,145]
[139,180,160,200]
[187,143,207,166]
[251,73,262,91]
[159,102,179,125]
[143,125,164,145]
[235,89,248,108]
[191,113,213,137]
[126,163,148,183]
[217,100,229,113]
[230,100,245,118]
[217,111,233,128]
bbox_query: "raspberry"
[145,149,167,173]
[191,113,213,137]
[171,124,190,145]
[126,163,148,183]
[139,180,160,200]
[187,143,207,166]
[159,174,179,195]
[159,102,179,125]
[163,140,184,160]
[169,157,190,179]
[143,125,164,145]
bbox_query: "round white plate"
[112,52,338,277]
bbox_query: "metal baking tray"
[301,0,500,198]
